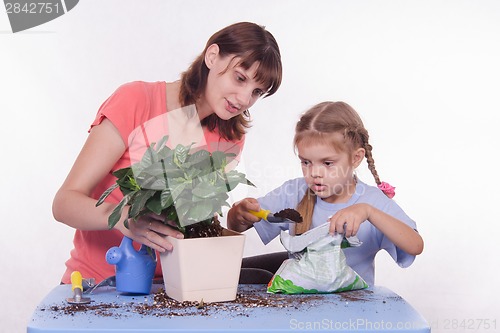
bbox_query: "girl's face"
[202,45,267,120]
[297,138,363,204]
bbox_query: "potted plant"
[97,135,253,302]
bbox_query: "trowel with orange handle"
[250,209,302,223]
[66,271,91,304]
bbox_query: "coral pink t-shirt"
[61,81,245,284]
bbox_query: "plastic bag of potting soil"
[267,226,368,294]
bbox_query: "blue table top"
[28,284,430,332]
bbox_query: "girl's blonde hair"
[294,101,382,234]
[180,22,282,142]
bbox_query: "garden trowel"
[66,271,91,304]
[84,275,116,294]
[250,209,302,223]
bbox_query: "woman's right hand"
[227,198,262,232]
[115,212,184,253]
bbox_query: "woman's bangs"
[239,51,282,97]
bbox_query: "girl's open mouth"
[312,184,326,192]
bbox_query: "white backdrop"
[1,1,499,332]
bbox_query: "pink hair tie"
[378,181,396,198]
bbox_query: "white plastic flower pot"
[160,228,245,302]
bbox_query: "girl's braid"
[365,142,381,185]
[356,128,381,186]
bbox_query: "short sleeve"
[378,200,418,268]
[89,82,152,145]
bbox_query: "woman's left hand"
[328,203,371,237]
[115,212,184,252]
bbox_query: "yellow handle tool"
[250,209,299,223]
[249,209,271,220]
[71,271,84,292]
[67,271,91,304]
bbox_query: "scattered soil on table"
[337,289,374,302]
[274,208,303,223]
[44,288,326,319]
[133,288,316,317]
[46,303,121,317]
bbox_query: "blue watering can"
[106,236,157,294]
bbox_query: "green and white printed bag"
[268,224,368,294]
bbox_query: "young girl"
[228,101,423,286]
[53,22,282,284]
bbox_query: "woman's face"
[297,138,361,204]
[202,45,267,120]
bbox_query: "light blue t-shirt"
[253,177,417,286]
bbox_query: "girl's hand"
[115,212,184,253]
[328,203,371,237]
[227,198,261,232]
[329,203,424,255]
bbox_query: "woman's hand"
[227,198,261,232]
[114,212,184,253]
[328,203,371,237]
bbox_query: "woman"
[52,22,283,284]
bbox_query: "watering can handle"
[122,236,134,245]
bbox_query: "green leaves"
[107,190,136,229]
[96,135,254,234]
[129,189,156,218]
[96,183,118,207]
